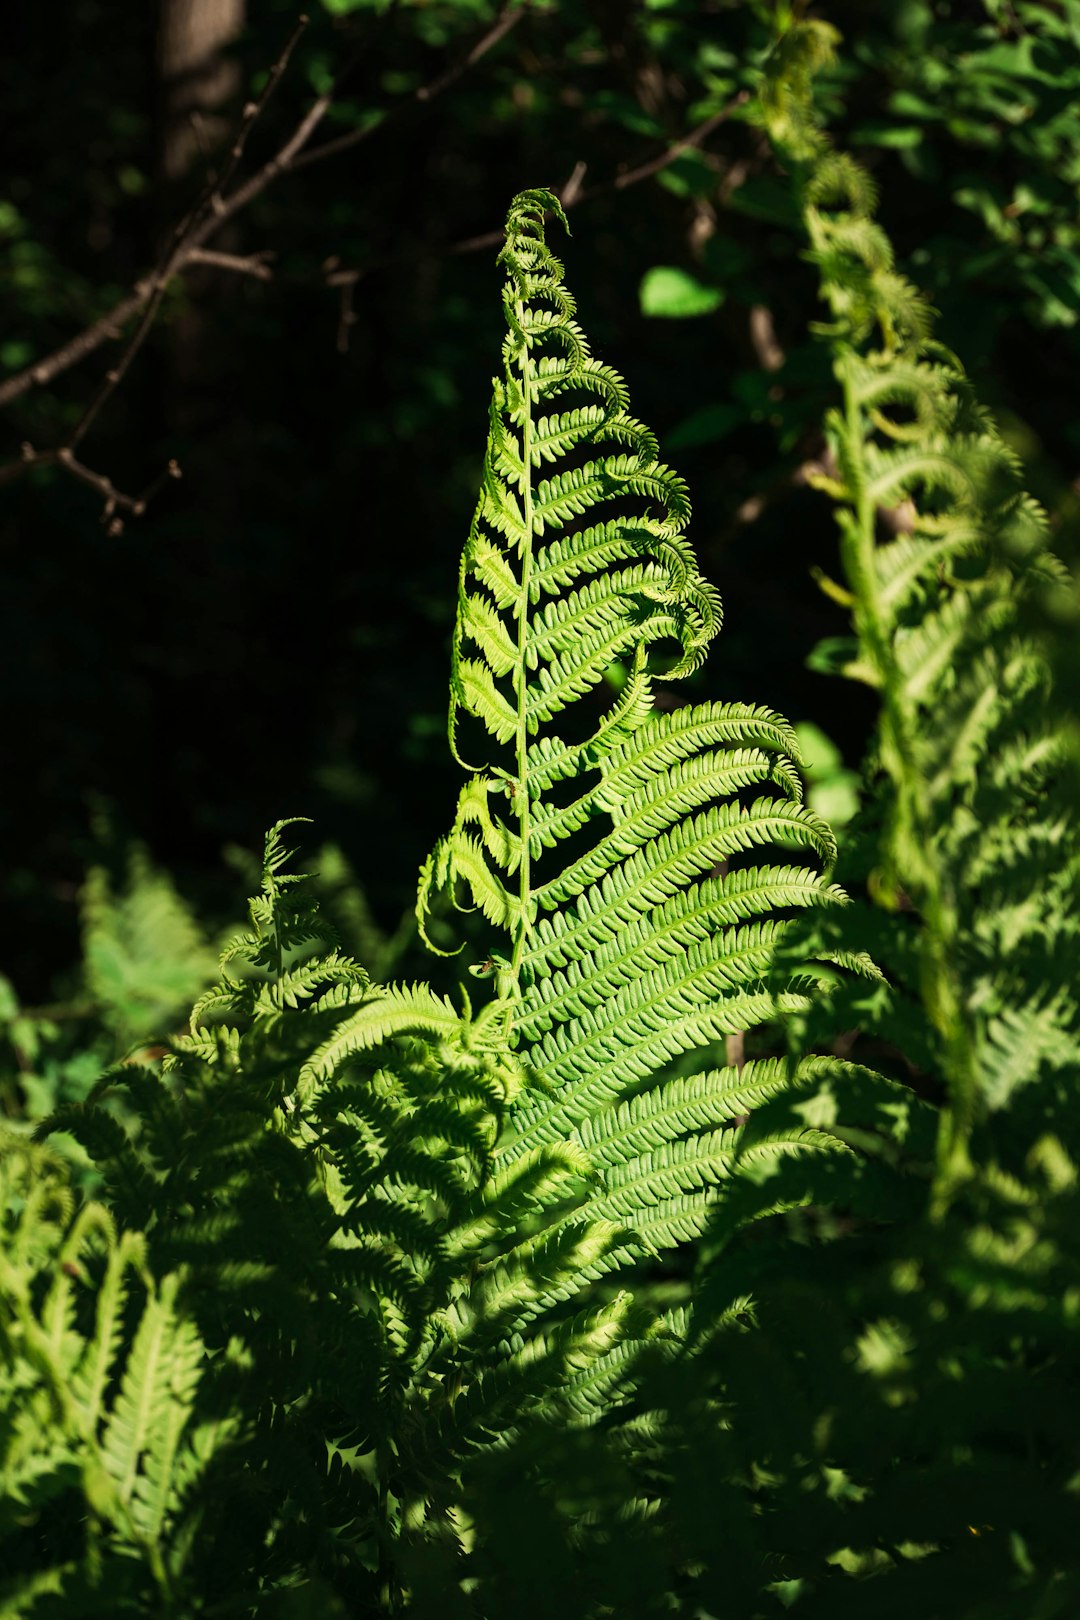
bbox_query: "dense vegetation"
[2,3,1079,1615]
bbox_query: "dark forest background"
[3,0,1079,1031]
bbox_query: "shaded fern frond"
[0,1135,230,1610]
[758,20,1080,1199]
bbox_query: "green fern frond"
[99,1272,202,1512]
[69,1222,138,1432]
[756,18,841,159]
[573,1058,826,1165]
[299,983,463,1086]
[406,190,870,1430]
[0,1134,226,1605]
[422,191,838,1093]
[81,848,216,1045]
[128,1295,206,1544]
[36,1098,161,1225]
[760,23,1080,1207]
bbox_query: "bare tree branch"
[558,161,588,209]
[0,14,311,415]
[749,304,785,373]
[0,4,527,415]
[187,247,275,279]
[0,4,529,521]
[210,13,311,204]
[10,287,152,404]
[63,13,313,454]
[0,9,744,525]
[599,89,750,195]
[0,444,181,532]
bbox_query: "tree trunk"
[152,0,247,431]
[156,0,246,185]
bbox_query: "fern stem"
[508,279,536,1008]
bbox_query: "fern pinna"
[420,187,848,1252]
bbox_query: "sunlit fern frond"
[420,188,850,1258]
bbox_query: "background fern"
[0,1135,229,1617]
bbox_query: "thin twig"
[210,13,310,207]
[0,444,181,529]
[3,287,150,406]
[187,247,275,279]
[187,109,213,172]
[559,161,588,209]
[134,456,184,510]
[65,279,170,452]
[0,11,740,526]
[600,90,749,194]
[0,6,527,522]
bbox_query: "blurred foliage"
[80,851,218,1045]
[0,830,414,1139]
[0,845,219,1138]
[793,721,860,829]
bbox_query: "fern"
[81,845,217,1047]
[570,25,1080,1619]
[22,829,650,1609]
[442,34,1080,1620]
[0,844,220,1138]
[4,187,892,1618]
[766,32,1080,1201]
[420,186,853,1266]
[0,1135,232,1615]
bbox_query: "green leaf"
[850,122,924,149]
[640,267,724,319]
